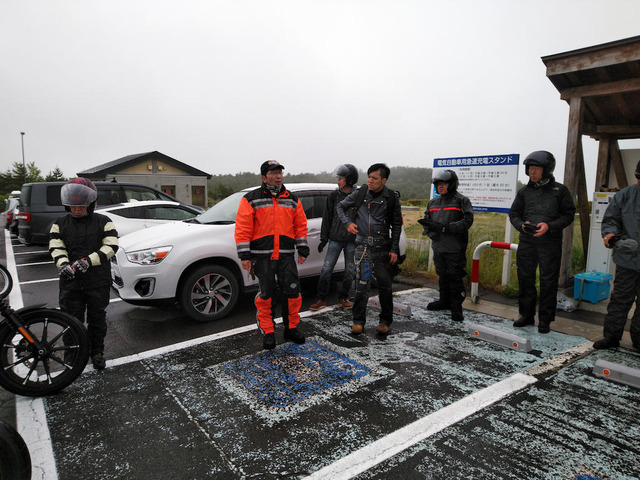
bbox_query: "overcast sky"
[2,0,639,188]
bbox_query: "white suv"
[111,183,407,322]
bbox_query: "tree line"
[5,162,521,207]
[0,162,66,202]
[207,166,434,204]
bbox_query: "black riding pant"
[604,266,640,346]
[516,240,561,324]
[253,255,302,334]
[59,285,110,355]
[433,251,467,315]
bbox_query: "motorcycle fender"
[14,304,48,315]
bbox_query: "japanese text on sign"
[433,154,520,213]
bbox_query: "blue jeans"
[316,240,355,300]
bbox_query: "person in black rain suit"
[593,159,640,350]
[419,169,474,321]
[49,178,119,370]
[508,151,575,333]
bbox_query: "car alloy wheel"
[179,264,240,322]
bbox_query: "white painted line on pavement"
[4,230,59,480]
[5,230,23,310]
[104,304,330,368]
[108,322,259,368]
[20,278,58,285]
[13,250,49,256]
[303,373,538,480]
[16,397,58,480]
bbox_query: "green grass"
[400,205,585,296]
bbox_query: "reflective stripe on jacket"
[234,183,309,261]
[49,212,119,289]
[424,192,474,254]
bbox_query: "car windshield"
[192,191,250,224]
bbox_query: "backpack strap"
[353,183,368,211]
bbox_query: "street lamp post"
[20,132,26,184]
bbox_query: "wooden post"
[575,140,590,258]
[610,140,629,188]
[595,136,611,190]
[560,96,583,288]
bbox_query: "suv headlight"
[126,246,173,265]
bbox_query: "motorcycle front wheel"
[0,308,89,397]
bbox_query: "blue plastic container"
[574,271,613,304]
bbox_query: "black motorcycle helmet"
[432,169,458,193]
[523,151,556,179]
[332,164,359,187]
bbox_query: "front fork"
[0,303,51,357]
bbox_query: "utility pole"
[20,132,26,184]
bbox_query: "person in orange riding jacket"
[234,160,310,350]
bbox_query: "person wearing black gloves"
[49,178,119,370]
[310,164,358,311]
[337,163,403,335]
[420,169,474,321]
[508,151,575,333]
[593,159,640,350]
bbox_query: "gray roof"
[77,151,211,178]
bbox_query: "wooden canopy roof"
[542,35,640,141]
[541,35,640,286]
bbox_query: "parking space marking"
[5,230,23,310]
[4,230,58,480]
[302,339,594,479]
[13,250,49,256]
[17,261,53,267]
[20,278,58,285]
[16,397,57,480]
[304,373,537,480]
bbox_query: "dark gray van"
[17,181,200,246]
